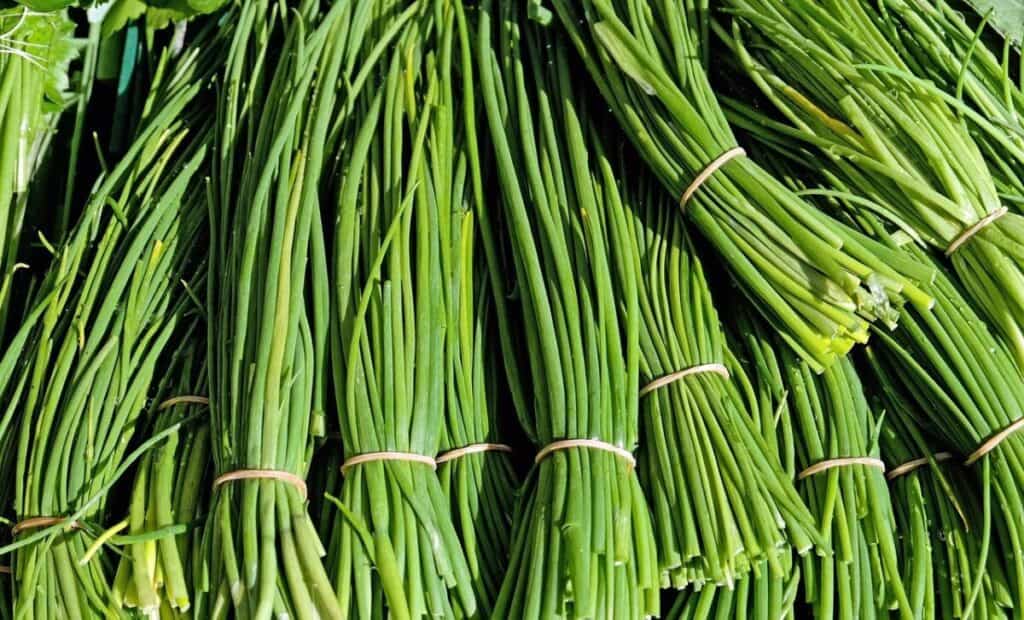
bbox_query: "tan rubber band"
[680,147,747,208]
[340,452,437,475]
[945,206,1008,256]
[0,566,9,574]
[534,439,636,469]
[640,363,730,398]
[158,395,209,410]
[797,457,886,480]
[886,452,955,480]
[213,469,308,500]
[966,417,1024,465]
[436,443,514,465]
[12,516,81,536]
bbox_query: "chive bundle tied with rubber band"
[797,457,886,480]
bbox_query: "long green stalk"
[545,0,932,370]
[476,3,659,616]
[0,6,75,338]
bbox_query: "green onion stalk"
[721,0,1024,369]
[201,1,352,617]
[111,336,211,618]
[870,369,1014,619]
[779,349,911,619]
[0,6,76,337]
[616,169,824,588]
[436,2,518,610]
[325,5,480,617]
[663,307,805,620]
[541,0,932,371]
[477,3,659,616]
[0,19,218,615]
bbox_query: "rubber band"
[11,516,81,536]
[966,417,1024,465]
[158,395,209,410]
[639,363,730,398]
[886,452,955,480]
[340,451,437,475]
[534,439,636,469]
[680,147,746,208]
[797,457,886,480]
[0,566,9,574]
[213,469,308,500]
[436,443,514,465]
[945,207,1008,256]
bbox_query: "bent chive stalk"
[477,4,659,616]
[546,0,932,369]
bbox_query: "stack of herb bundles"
[325,2,478,617]
[476,2,659,616]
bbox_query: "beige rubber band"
[534,439,636,469]
[12,516,81,536]
[966,417,1024,465]
[886,451,955,480]
[213,469,308,500]
[640,363,730,398]
[680,147,747,208]
[945,207,1008,256]
[158,395,209,410]
[340,452,437,475]
[797,457,886,480]
[0,566,9,574]
[436,443,514,465]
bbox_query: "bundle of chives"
[870,371,1013,619]
[723,0,1024,368]
[779,351,911,619]
[0,6,76,335]
[111,336,210,617]
[541,0,932,370]
[326,5,479,617]
[617,168,823,588]
[663,308,805,620]
[0,18,220,611]
[201,1,349,617]
[857,239,1024,609]
[867,0,1024,211]
[436,3,518,610]
[477,4,659,616]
